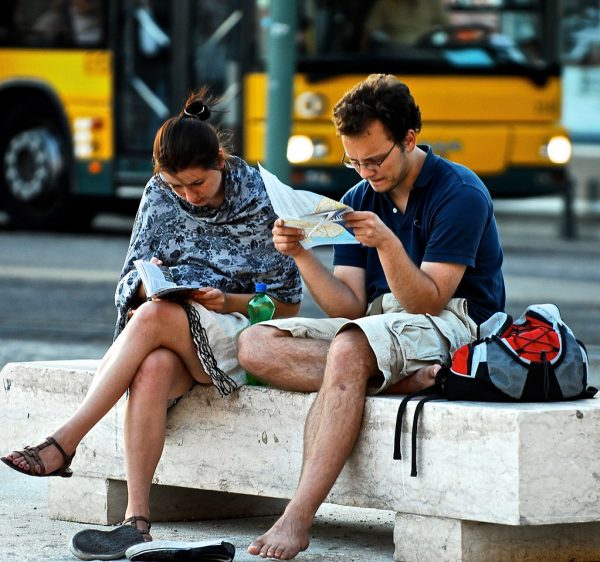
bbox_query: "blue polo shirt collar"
[413,145,438,190]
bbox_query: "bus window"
[363,0,449,52]
[190,1,244,132]
[3,0,105,48]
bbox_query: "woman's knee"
[129,300,183,331]
[129,348,179,397]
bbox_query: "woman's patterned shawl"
[114,156,302,338]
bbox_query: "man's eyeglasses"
[341,142,396,172]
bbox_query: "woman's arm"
[189,290,300,318]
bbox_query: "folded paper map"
[259,164,358,249]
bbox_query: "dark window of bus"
[0,0,106,48]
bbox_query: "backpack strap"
[393,385,439,461]
[410,394,443,477]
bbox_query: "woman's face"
[160,163,225,208]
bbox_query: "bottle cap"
[255,282,268,293]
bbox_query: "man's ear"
[403,129,417,152]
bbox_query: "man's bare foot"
[385,363,442,395]
[248,511,310,560]
[415,363,442,381]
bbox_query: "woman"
[1,88,302,558]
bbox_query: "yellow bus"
[0,0,572,228]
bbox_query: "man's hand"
[342,211,395,248]
[272,218,306,258]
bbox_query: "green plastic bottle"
[246,283,275,386]
[247,283,276,325]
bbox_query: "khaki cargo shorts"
[260,295,477,394]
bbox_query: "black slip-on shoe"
[70,525,147,561]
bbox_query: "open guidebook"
[134,259,205,299]
[259,164,358,249]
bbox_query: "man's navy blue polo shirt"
[334,146,505,325]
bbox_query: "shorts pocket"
[390,316,446,364]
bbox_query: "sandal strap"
[19,445,46,476]
[45,436,74,467]
[122,515,152,531]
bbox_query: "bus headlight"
[287,136,329,163]
[544,136,572,164]
[294,92,326,118]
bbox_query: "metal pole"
[265,0,297,183]
[561,172,577,240]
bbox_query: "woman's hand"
[272,218,306,258]
[189,287,227,312]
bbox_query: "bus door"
[186,0,245,140]
[112,0,245,197]
[112,0,190,194]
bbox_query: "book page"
[134,260,203,298]
[259,164,358,249]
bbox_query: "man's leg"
[237,325,329,392]
[123,348,195,532]
[4,301,209,475]
[248,327,376,560]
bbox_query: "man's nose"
[358,165,376,179]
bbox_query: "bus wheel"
[0,116,80,230]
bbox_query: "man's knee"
[237,325,286,370]
[327,328,376,383]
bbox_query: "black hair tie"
[183,100,211,121]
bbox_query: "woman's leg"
[123,347,194,528]
[4,300,209,475]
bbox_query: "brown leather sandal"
[1,436,75,477]
[122,515,152,542]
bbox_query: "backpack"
[394,303,597,476]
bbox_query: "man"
[237,73,505,560]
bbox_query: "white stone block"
[48,477,288,524]
[3,360,600,537]
[394,513,600,562]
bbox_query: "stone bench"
[2,359,600,562]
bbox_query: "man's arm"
[343,211,465,315]
[272,219,368,318]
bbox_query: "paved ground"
[0,467,396,562]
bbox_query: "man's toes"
[247,539,263,555]
[260,543,273,558]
